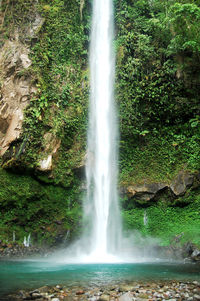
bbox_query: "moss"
[1,0,89,188]
[122,188,200,247]
[0,167,82,245]
[0,0,88,245]
[116,0,200,186]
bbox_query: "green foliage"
[115,0,200,184]
[2,0,90,187]
[122,188,200,246]
[167,3,200,54]
[0,167,82,244]
[0,0,89,243]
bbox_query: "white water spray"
[84,0,122,261]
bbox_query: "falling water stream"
[85,0,122,260]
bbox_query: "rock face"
[26,13,45,39]
[127,183,167,202]
[191,248,200,262]
[38,132,61,172]
[170,170,194,196]
[125,170,198,202]
[0,38,36,156]
[0,6,44,158]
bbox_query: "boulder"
[99,295,110,301]
[191,248,200,262]
[119,285,134,292]
[38,155,52,171]
[125,170,197,203]
[37,133,61,172]
[126,183,167,201]
[170,170,194,196]
[119,292,133,301]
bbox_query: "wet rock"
[191,249,200,262]
[38,286,49,293]
[138,292,149,299]
[184,242,195,257]
[119,285,133,292]
[48,294,55,298]
[119,292,133,301]
[0,242,54,259]
[89,297,98,301]
[37,133,61,172]
[38,155,52,171]
[126,182,167,202]
[123,170,199,205]
[76,290,85,295]
[99,294,110,301]
[18,290,28,299]
[31,292,42,299]
[170,170,194,196]
[7,280,200,301]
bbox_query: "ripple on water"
[0,260,200,296]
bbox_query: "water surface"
[0,261,199,297]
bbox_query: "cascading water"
[84,0,122,261]
[52,0,158,264]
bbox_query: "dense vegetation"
[0,0,89,244]
[116,0,200,184]
[0,0,199,247]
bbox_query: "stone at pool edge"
[119,292,133,301]
[191,249,200,261]
[98,295,110,301]
[76,290,85,295]
[119,285,135,292]
[8,280,200,301]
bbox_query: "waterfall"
[46,0,162,264]
[23,234,31,247]
[144,210,148,226]
[85,0,122,260]
[13,231,15,242]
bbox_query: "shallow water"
[0,260,200,297]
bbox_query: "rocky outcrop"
[191,248,200,262]
[0,241,51,259]
[0,6,44,158]
[0,38,36,156]
[38,132,61,172]
[125,170,198,203]
[170,170,194,196]
[26,13,45,39]
[127,183,167,201]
